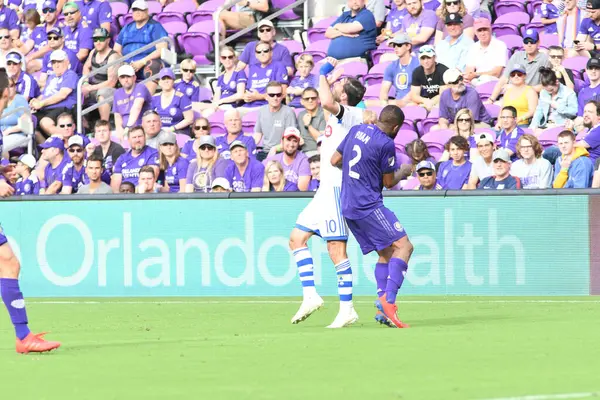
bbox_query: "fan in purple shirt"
[0,0,19,36]
[14,154,40,195]
[287,54,319,108]
[236,19,294,75]
[62,2,94,62]
[331,105,413,329]
[61,135,88,194]
[308,154,320,191]
[6,52,39,101]
[264,127,311,191]
[39,136,71,194]
[151,68,193,131]
[497,106,525,162]
[112,64,152,139]
[76,0,112,31]
[111,126,159,191]
[157,131,190,193]
[40,27,83,77]
[437,135,472,189]
[215,109,257,160]
[223,140,265,192]
[243,40,289,108]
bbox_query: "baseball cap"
[42,0,57,9]
[475,132,495,145]
[493,148,511,163]
[509,64,526,75]
[63,1,78,11]
[418,45,435,59]
[588,58,600,69]
[18,154,36,169]
[6,51,22,64]
[93,27,109,38]
[47,26,62,37]
[158,68,175,80]
[40,136,65,150]
[158,132,177,146]
[50,49,68,62]
[588,0,600,10]
[445,12,463,24]
[443,68,462,84]
[473,18,491,31]
[131,0,149,10]
[257,19,274,29]
[389,33,411,46]
[68,135,84,148]
[199,135,216,148]
[282,127,301,140]
[416,160,436,172]
[211,177,231,191]
[230,140,247,150]
[523,29,539,43]
[118,64,135,77]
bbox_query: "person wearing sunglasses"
[297,87,325,156]
[325,0,377,61]
[151,68,193,135]
[55,112,90,149]
[175,58,200,103]
[413,160,443,190]
[200,46,246,117]
[493,65,537,128]
[546,46,575,91]
[216,0,269,42]
[435,68,491,130]
[434,13,473,72]
[112,64,152,140]
[530,67,578,134]
[38,27,82,90]
[410,45,448,111]
[376,0,407,45]
[185,135,228,193]
[576,58,600,119]
[463,18,507,87]
[81,28,119,123]
[62,2,93,62]
[434,0,474,45]
[60,135,88,194]
[76,0,112,32]
[236,20,294,77]
[243,41,289,109]
[181,116,210,159]
[437,135,471,189]
[0,0,20,40]
[22,0,60,74]
[477,149,522,190]
[496,106,525,162]
[215,109,256,160]
[156,131,189,193]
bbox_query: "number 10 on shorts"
[326,219,337,234]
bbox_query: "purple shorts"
[346,206,407,255]
[0,232,7,247]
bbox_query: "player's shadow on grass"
[411,314,512,327]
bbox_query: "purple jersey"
[41,70,79,109]
[42,48,83,75]
[174,79,200,102]
[401,9,438,52]
[224,158,265,192]
[266,152,310,185]
[160,156,189,192]
[215,134,257,160]
[577,84,600,116]
[386,6,408,33]
[15,71,40,100]
[245,61,289,107]
[113,146,159,185]
[541,3,559,34]
[283,181,298,191]
[63,23,93,55]
[62,162,88,192]
[239,41,293,70]
[185,158,228,192]
[151,91,192,128]
[498,127,525,161]
[41,156,71,189]
[308,178,319,191]
[216,70,247,101]
[112,83,152,128]
[437,160,472,189]
[76,0,112,31]
[30,26,47,51]
[15,175,40,195]
[288,74,318,107]
[0,6,18,31]
[580,18,600,45]
[582,124,600,163]
[337,124,397,220]
[439,86,492,124]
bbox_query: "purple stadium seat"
[420,108,439,135]
[272,0,301,20]
[312,16,337,29]
[475,80,497,101]
[179,32,213,62]
[421,129,454,150]
[188,20,215,33]
[364,61,392,85]
[119,13,134,27]
[371,48,393,64]
[334,61,368,80]
[154,12,186,26]
[110,2,128,17]
[494,12,531,26]
[187,10,212,25]
[403,106,427,122]
[307,28,327,44]
[164,0,197,13]
[527,0,543,15]
[242,111,258,133]
[519,24,544,37]
[199,0,223,11]
[497,34,524,50]
[540,32,559,47]
[474,127,497,136]
[574,78,585,93]
[394,130,418,152]
[402,177,420,190]
[176,133,189,148]
[146,1,163,14]
[162,21,188,35]
[279,40,304,57]
[492,24,520,37]
[208,111,226,135]
[576,131,587,141]
[304,40,330,63]
[199,87,212,102]
[485,103,500,119]
[494,1,526,16]
[563,56,589,72]
[537,126,566,147]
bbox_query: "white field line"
[478,392,600,400]
[25,300,600,305]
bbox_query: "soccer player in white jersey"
[289,57,375,328]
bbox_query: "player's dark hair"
[557,130,576,141]
[445,135,470,152]
[501,105,517,119]
[343,78,365,106]
[86,154,104,168]
[379,105,405,130]
[308,154,320,164]
[120,181,135,191]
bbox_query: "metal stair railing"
[1,106,34,155]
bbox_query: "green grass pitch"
[1,296,599,400]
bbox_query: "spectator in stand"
[30,49,79,141]
[530,67,578,133]
[434,68,491,130]
[136,165,159,193]
[574,0,600,57]
[265,127,311,191]
[223,140,265,192]
[7,51,39,101]
[157,131,189,193]
[211,177,232,193]
[424,0,441,11]
[435,13,473,72]
[60,135,87,194]
[376,33,419,107]
[325,0,377,61]
[39,27,82,89]
[463,18,507,86]
[439,108,477,161]
[262,160,299,192]
[199,47,246,117]
[297,87,325,156]
[181,116,210,159]
[185,135,228,193]
[400,0,438,53]
[119,181,135,193]
[541,0,560,34]
[25,2,61,74]
[0,28,13,67]
[575,100,600,163]
[175,58,200,105]
[55,112,90,148]
[14,154,40,196]
[397,138,435,180]
[548,46,575,90]
[61,2,93,62]
[216,109,256,160]
[497,106,526,161]
[112,64,152,140]
[376,0,407,44]
[554,130,594,188]
[409,45,448,111]
[13,9,41,57]
[577,58,600,116]
[236,20,294,76]
[111,126,159,192]
[86,119,125,184]
[81,27,119,123]
[467,131,495,188]
[39,136,69,194]
[488,30,550,101]
[114,0,168,91]
[0,0,19,39]
[287,54,318,108]
[142,110,170,149]
[151,68,193,135]
[510,134,553,189]
[492,65,538,127]
[216,0,269,42]
[308,154,320,191]
[343,0,387,28]
[0,77,29,157]
[253,81,297,161]
[437,135,471,189]
[414,160,443,190]
[434,0,474,44]
[242,40,289,109]
[75,0,112,32]
[559,0,584,52]
[477,149,522,189]
[77,154,113,194]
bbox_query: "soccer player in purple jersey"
[0,68,61,352]
[331,105,414,328]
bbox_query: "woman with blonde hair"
[181,116,211,159]
[434,0,475,44]
[185,135,228,193]
[287,54,318,108]
[175,58,200,103]
[157,132,190,193]
[439,108,478,161]
[262,160,298,192]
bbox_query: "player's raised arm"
[319,57,343,116]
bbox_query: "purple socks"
[375,263,389,298]
[1,278,30,340]
[385,258,408,304]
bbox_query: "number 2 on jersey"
[348,145,361,179]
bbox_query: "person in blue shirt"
[553,130,594,188]
[478,149,522,189]
[325,0,377,61]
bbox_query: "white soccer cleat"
[291,295,325,324]
[326,306,359,328]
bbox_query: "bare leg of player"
[325,240,359,328]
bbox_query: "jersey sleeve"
[113,154,125,174]
[251,162,265,189]
[383,62,395,83]
[177,158,190,181]
[380,140,397,175]
[62,164,74,187]
[98,1,112,25]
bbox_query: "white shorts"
[295,186,349,241]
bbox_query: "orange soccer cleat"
[375,296,410,329]
[16,333,61,354]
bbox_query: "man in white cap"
[38,27,82,90]
[414,160,443,190]
[210,177,232,193]
[265,127,311,191]
[5,51,39,101]
[112,63,152,140]
[217,0,269,41]
[467,132,496,189]
[60,135,87,194]
[14,154,40,195]
[477,149,522,189]
[409,45,448,111]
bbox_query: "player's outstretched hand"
[363,110,377,124]
[324,57,338,68]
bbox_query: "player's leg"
[325,239,358,328]
[385,236,414,305]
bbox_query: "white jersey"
[319,105,364,189]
